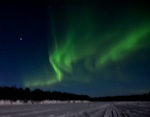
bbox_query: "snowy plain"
[0,101,150,117]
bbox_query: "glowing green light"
[25,78,58,87]
[97,24,150,67]
[49,57,62,81]
[24,3,150,87]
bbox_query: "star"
[20,37,22,41]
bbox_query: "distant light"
[20,37,22,41]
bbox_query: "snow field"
[0,101,149,117]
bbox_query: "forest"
[0,86,149,102]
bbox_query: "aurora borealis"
[0,0,150,97]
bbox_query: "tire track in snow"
[70,102,150,117]
[115,103,150,117]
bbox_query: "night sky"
[0,0,150,97]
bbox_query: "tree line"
[0,86,90,101]
[0,86,150,101]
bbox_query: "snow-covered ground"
[0,101,149,117]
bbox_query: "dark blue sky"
[0,0,150,97]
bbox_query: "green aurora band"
[25,3,150,87]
